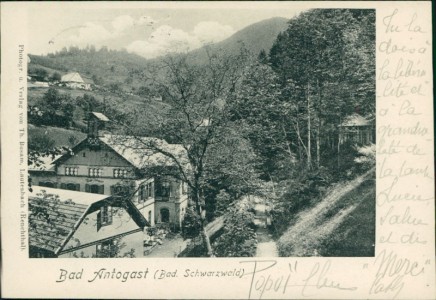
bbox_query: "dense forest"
[29,9,376,257]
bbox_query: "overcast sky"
[26,2,307,59]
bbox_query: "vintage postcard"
[1,1,434,299]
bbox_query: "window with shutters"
[139,182,154,203]
[39,181,56,188]
[65,167,78,176]
[87,184,104,194]
[139,185,145,203]
[89,168,102,177]
[66,183,80,191]
[147,182,153,198]
[100,205,113,226]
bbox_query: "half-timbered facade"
[29,112,189,228]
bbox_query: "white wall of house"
[60,230,144,258]
[154,178,189,227]
[134,178,155,226]
[59,146,134,173]
[60,205,145,258]
[31,143,190,230]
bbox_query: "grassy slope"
[277,169,375,257]
[28,85,163,108]
[29,51,150,90]
[319,179,375,257]
[28,124,86,148]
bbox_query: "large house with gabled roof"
[29,112,189,229]
[29,186,149,258]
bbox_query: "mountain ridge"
[28,17,289,91]
[184,17,289,64]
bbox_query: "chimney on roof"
[88,112,109,138]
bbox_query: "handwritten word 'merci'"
[241,260,357,299]
[370,250,425,299]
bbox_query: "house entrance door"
[160,208,170,223]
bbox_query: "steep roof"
[100,134,189,170]
[29,187,110,254]
[61,72,84,83]
[340,114,373,127]
[52,133,189,173]
[91,112,109,122]
[82,76,94,85]
[28,187,148,255]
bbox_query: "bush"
[31,88,76,128]
[181,207,201,239]
[30,68,48,81]
[213,207,257,257]
[50,72,62,82]
[354,144,375,171]
[178,236,208,257]
[28,132,55,152]
[214,190,233,217]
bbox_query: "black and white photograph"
[26,6,376,259]
[2,1,435,299]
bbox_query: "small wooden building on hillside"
[338,114,375,145]
[60,72,92,90]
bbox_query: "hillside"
[27,17,290,149]
[28,17,289,86]
[28,49,151,93]
[187,17,289,64]
[28,124,87,149]
[277,169,375,257]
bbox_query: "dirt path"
[253,202,278,257]
[278,168,375,257]
[256,227,278,257]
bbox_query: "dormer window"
[100,205,112,226]
[89,168,102,177]
[113,169,128,178]
[65,167,78,176]
[97,204,113,232]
